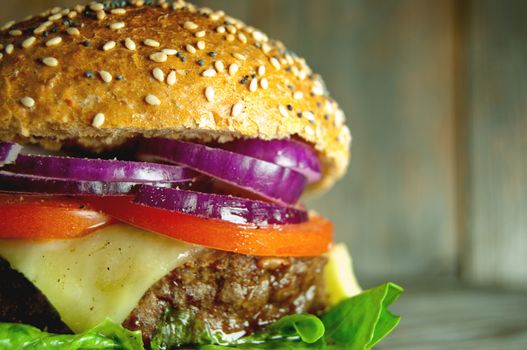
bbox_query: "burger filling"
[0,139,401,349]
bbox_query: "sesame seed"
[257,65,266,76]
[111,8,127,15]
[231,102,243,117]
[185,44,196,54]
[34,21,52,35]
[144,38,160,48]
[232,52,246,61]
[214,60,224,73]
[260,78,269,89]
[304,111,315,122]
[152,68,165,82]
[294,91,304,100]
[228,63,238,76]
[204,86,215,102]
[195,30,206,38]
[252,31,264,41]
[237,33,247,43]
[103,40,116,51]
[150,52,167,63]
[9,30,22,37]
[66,27,80,36]
[216,26,226,33]
[0,53,3,61]
[20,97,35,108]
[1,20,16,31]
[183,21,198,30]
[92,113,105,128]
[110,22,125,30]
[249,78,258,92]
[68,11,78,19]
[5,44,14,55]
[99,70,112,83]
[279,105,289,118]
[124,38,136,50]
[262,43,271,54]
[145,94,161,106]
[196,41,205,50]
[162,48,178,56]
[50,6,61,14]
[226,24,237,34]
[96,11,106,21]
[46,36,62,47]
[202,69,216,77]
[225,34,235,42]
[22,36,36,49]
[90,3,104,11]
[42,56,58,66]
[48,13,62,21]
[270,57,281,70]
[305,125,315,136]
[209,13,221,21]
[167,70,177,85]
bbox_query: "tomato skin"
[0,195,112,239]
[88,197,333,257]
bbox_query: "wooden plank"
[463,0,527,288]
[381,283,527,349]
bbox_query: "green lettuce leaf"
[322,282,404,350]
[200,282,403,350]
[0,319,143,350]
[0,283,402,350]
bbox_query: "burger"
[0,1,402,349]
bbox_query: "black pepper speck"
[84,71,94,78]
[208,51,217,57]
[197,59,205,66]
[82,40,91,47]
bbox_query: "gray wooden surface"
[379,281,527,349]
[461,0,527,289]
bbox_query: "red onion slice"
[138,138,307,205]
[5,154,198,183]
[222,139,322,183]
[134,185,308,226]
[0,171,191,196]
[0,142,22,166]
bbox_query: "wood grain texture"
[463,0,527,289]
[380,282,527,349]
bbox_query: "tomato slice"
[88,196,333,257]
[0,195,112,239]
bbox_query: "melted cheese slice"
[0,224,201,333]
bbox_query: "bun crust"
[0,1,350,190]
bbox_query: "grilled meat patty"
[0,251,327,347]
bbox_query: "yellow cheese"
[324,243,362,305]
[0,224,202,333]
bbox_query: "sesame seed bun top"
[0,0,351,191]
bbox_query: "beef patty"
[0,250,327,348]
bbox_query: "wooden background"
[1,1,526,290]
[2,1,527,348]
